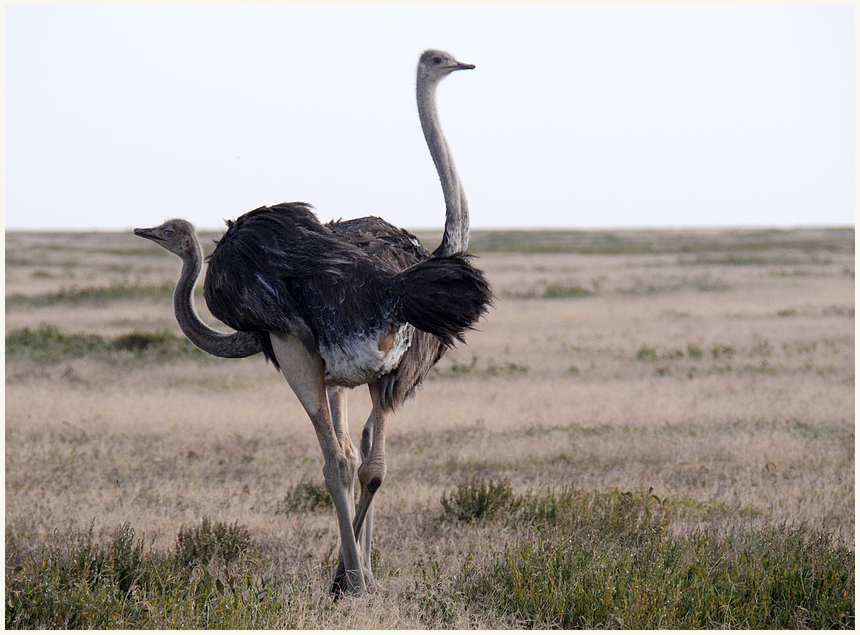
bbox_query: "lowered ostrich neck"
[418,80,469,256]
[174,243,262,359]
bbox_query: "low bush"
[276,479,333,514]
[464,486,854,629]
[5,520,280,629]
[176,518,253,568]
[441,477,518,522]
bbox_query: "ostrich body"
[134,50,485,596]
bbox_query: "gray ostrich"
[134,50,488,596]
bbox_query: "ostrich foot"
[330,559,377,597]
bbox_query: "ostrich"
[134,50,487,596]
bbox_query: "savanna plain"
[5,226,855,628]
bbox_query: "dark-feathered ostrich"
[134,50,488,596]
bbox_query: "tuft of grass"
[276,478,333,514]
[463,487,854,629]
[506,281,596,300]
[432,355,530,379]
[6,523,157,629]
[175,518,253,568]
[5,325,106,361]
[448,354,480,376]
[711,344,735,360]
[110,330,206,361]
[542,283,595,299]
[691,272,731,292]
[618,273,731,296]
[822,305,854,318]
[441,477,518,522]
[635,345,658,362]
[5,520,284,630]
[486,361,530,376]
[629,341,832,379]
[5,325,208,364]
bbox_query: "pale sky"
[5,5,855,231]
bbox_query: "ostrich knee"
[359,421,385,491]
[353,458,385,541]
[323,452,358,494]
[358,458,387,494]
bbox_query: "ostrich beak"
[452,61,475,71]
[134,227,161,242]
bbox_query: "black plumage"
[203,203,491,408]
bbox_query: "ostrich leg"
[327,387,376,593]
[333,382,388,590]
[270,333,366,596]
[353,384,389,564]
[356,408,377,573]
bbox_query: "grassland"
[5,226,855,628]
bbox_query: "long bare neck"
[418,79,469,256]
[174,241,262,359]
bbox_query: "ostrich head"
[134,219,198,258]
[417,49,475,87]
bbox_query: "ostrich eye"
[432,57,442,65]
[164,229,174,237]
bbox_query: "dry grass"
[5,226,854,627]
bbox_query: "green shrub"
[277,478,333,513]
[111,330,204,360]
[176,518,253,567]
[112,330,176,352]
[486,361,530,376]
[712,344,735,360]
[441,477,518,522]
[5,523,155,629]
[635,345,658,362]
[5,520,276,630]
[542,283,595,299]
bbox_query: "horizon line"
[4,223,855,234]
